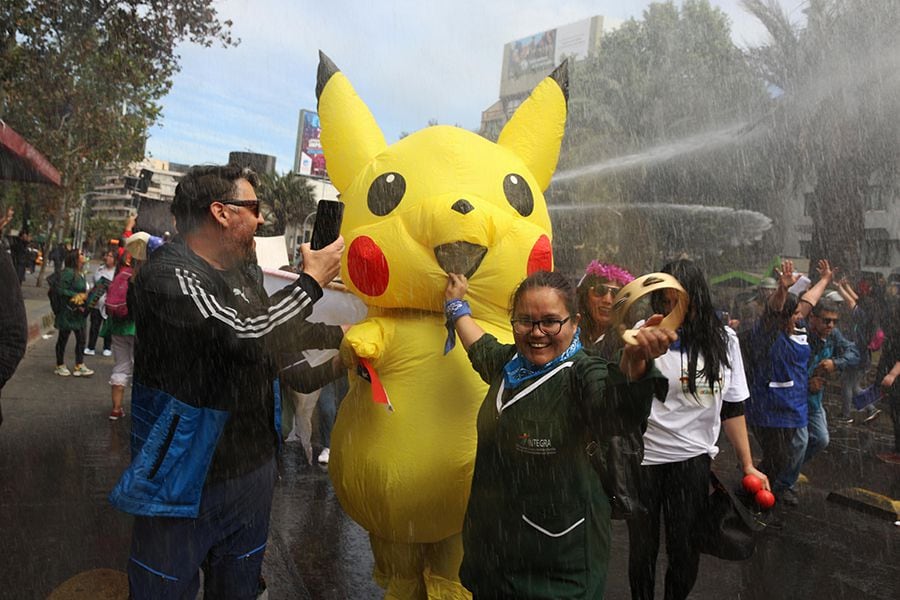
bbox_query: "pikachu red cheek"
[527,234,552,275]
[348,236,390,297]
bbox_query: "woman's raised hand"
[774,259,797,289]
[816,259,834,281]
[445,273,469,301]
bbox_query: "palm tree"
[255,171,317,236]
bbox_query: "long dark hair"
[63,249,81,271]
[652,259,729,397]
[743,292,799,382]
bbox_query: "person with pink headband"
[577,260,636,352]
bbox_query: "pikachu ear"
[316,51,388,192]
[497,60,568,192]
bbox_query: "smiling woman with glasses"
[443,269,674,599]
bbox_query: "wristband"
[611,273,688,345]
[444,299,472,355]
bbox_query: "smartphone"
[310,200,344,250]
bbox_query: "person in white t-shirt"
[627,259,769,600]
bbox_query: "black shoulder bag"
[693,471,762,560]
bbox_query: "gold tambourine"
[611,273,688,345]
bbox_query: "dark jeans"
[317,374,349,449]
[87,308,110,351]
[889,394,900,453]
[127,457,276,600]
[627,453,711,600]
[750,425,799,492]
[56,328,85,366]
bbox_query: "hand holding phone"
[310,200,344,250]
[301,235,344,287]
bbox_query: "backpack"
[46,271,65,315]
[105,267,132,320]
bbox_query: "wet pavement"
[0,278,897,599]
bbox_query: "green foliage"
[84,215,121,255]
[565,0,765,161]
[0,1,237,241]
[255,171,316,236]
[556,0,770,274]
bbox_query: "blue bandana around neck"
[503,328,583,388]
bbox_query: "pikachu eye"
[368,172,406,216]
[503,173,533,217]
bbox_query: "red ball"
[742,475,763,494]
[755,489,776,510]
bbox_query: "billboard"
[506,29,557,80]
[499,16,612,100]
[294,109,327,178]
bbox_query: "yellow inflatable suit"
[317,51,568,599]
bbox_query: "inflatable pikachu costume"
[317,52,567,599]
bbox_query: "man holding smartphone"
[109,164,345,599]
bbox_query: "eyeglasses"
[220,200,260,218]
[588,283,620,298]
[821,317,839,325]
[511,316,572,336]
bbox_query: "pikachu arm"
[339,319,390,368]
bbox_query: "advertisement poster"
[506,29,556,79]
[297,109,327,178]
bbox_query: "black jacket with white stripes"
[131,237,344,482]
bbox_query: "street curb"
[827,487,900,522]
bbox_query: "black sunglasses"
[821,317,839,325]
[220,200,261,218]
[589,283,621,297]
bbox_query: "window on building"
[863,239,891,267]
[803,192,815,216]
[865,186,886,211]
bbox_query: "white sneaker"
[83,348,96,356]
[318,448,330,465]
[72,364,95,377]
[54,365,71,376]
[102,349,113,357]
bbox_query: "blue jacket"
[109,239,341,518]
[745,321,811,428]
[807,327,859,409]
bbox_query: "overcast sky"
[145,0,804,172]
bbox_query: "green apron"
[460,334,659,599]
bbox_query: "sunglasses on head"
[220,200,261,218]
[589,283,621,297]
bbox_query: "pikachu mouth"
[434,242,487,278]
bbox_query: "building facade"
[778,167,900,280]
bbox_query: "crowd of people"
[2,163,899,599]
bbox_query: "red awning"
[0,120,62,186]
